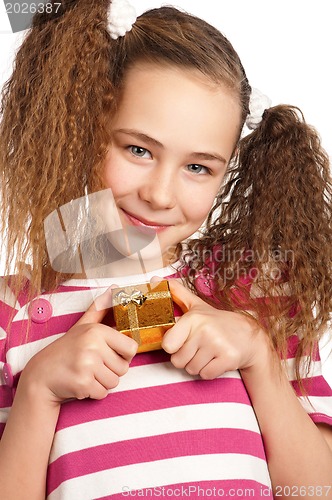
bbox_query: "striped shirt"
[1,264,331,499]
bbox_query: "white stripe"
[50,402,259,463]
[299,395,332,419]
[0,407,10,424]
[6,334,64,375]
[110,362,241,394]
[62,263,180,288]
[48,453,271,499]
[283,357,321,381]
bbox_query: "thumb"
[158,277,204,313]
[76,285,118,326]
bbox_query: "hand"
[21,288,138,404]
[160,278,271,380]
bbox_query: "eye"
[187,164,211,175]
[129,145,152,159]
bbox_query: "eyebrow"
[114,128,227,165]
[114,129,164,148]
[191,151,227,165]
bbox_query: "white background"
[0,0,331,382]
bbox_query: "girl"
[0,1,332,499]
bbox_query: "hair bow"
[107,0,136,40]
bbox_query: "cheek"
[182,189,217,225]
[103,154,130,197]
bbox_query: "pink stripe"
[310,413,332,426]
[57,285,95,292]
[0,300,18,331]
[97,480,273,500]
[291,375,332,397]
[0,387,13,407]
[8,312,83,346]
[56,377,249,431]
[130,349,171,367]
[0,422,5,439]
[48,428,265,493]
[287,336,320,361]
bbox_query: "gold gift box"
[112,280,175,353]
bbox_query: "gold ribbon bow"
[115,289,147,307]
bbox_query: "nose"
[138,163,177,210]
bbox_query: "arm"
[0,289,137,500]
[241,347,332,497]
[318,423,332,450]
[163,278,332,499]
[0,377,61,500]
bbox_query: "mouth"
[121,209,172,234]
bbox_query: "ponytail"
[184,105,332,380]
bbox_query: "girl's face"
[104,63,241,267]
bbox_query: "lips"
[121,209,171,233]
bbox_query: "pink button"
[28,298,53,324]
[2,363,14,387]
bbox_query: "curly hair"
[0,1,331,382]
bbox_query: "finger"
[161,314,192,354]
[76,285,119,326]
[86,380,110,401]
[199,357,224,380]
[170,341,198,370]
[75,377,109,401]
[184,348,214,376]
[94,364,121,391]
[102,339,133,373]
[104,328,138,361]
[151,277,203,313]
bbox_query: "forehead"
[113,63,242,161]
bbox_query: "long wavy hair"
[0,1,331,381]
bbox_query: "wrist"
[18,363,62,410]
[241,328,280,377]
